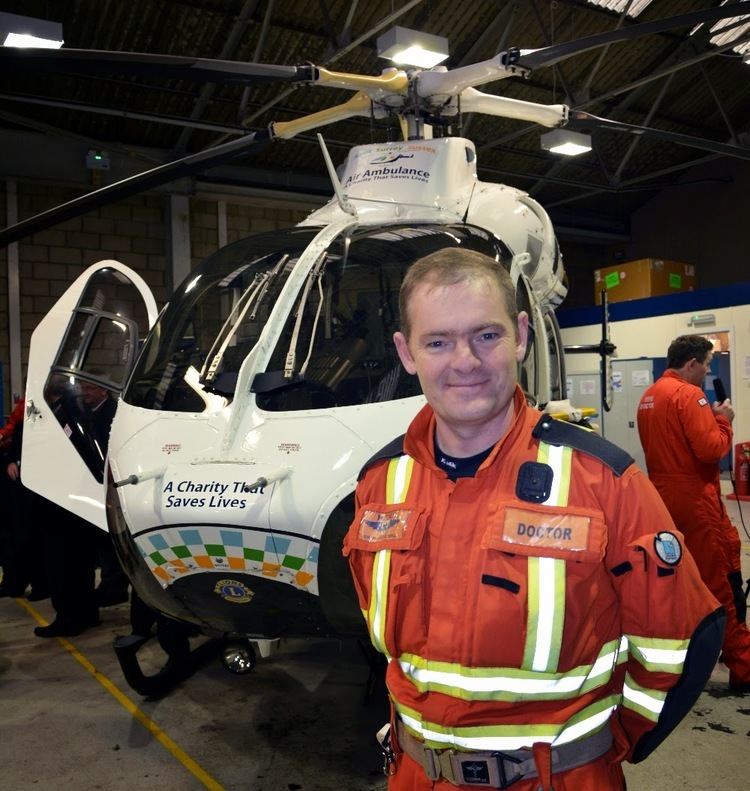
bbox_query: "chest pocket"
[483,440,607,673]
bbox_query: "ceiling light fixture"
[0,11,63,49]
[376,26,449,69]
[541,128,592,156]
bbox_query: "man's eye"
[478,332,499,341]
[426,340,444,348]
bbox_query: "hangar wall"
[605,158,750,289]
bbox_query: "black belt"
[396,720,613,788]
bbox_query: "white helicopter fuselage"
[24,136,567,639]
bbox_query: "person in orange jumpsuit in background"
[345,249,724,791]
[638,334,750,692]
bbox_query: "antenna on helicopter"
[317,133,356,217]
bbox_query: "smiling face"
[394,275,528,457]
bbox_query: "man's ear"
[393,331,417,375]
[515,311,529,362]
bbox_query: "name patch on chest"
[502,507,591,552]
[358,509,413,542]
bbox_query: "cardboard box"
[594,259,696,305]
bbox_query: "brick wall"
[189,198,311,270]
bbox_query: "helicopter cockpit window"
[255,223,513,412]
[123,228,320,413]
[44,268,152,483]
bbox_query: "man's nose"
[452,339,482,370]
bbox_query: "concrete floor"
[1,496,749,791]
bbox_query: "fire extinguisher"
[738,445,750,498]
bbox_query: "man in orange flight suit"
[345,249,724,790]
[638,334,750,691]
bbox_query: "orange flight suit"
[346,389,723,790]
[638,369,750,685]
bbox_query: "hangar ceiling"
[1,0,750,241]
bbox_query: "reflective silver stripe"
[396,696,619,751]
[622,673,666,722]
[397,638,622,701]
[626,635,689,673]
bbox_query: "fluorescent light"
[0,12,63,48]
[377,26,449,69]
[541,128,592,156]
[583,0,653,18]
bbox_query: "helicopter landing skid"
[112,631,222,699]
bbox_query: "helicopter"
[4,3,750,695]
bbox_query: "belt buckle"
[456,751,523,788]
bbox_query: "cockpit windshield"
[124,228,317,412]
[123,224,513,413]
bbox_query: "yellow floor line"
[16,598,225,791]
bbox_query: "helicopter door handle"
[244,467,291,491]
[113,466,167,488]
[26,400,42,423]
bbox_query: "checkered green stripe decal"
[136,526,319,593]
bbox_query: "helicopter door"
[22,260,158,530]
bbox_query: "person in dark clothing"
[32,376,101,637]
[78,379,130,608]
[0,400,49,600]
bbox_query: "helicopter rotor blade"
[0,47,312,86]
[568,110,750,162]
[0,48,410,97]
[0,91,384,248]
[419,4,750,97]
[517,3,750,72]
[0,130,271,248]
[517,0,750,69]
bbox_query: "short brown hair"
[399,248,517,339]
[667,335,714,369]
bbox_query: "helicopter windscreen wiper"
[199,254,289,390]
[283,252,328,381]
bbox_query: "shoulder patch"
[358,434,406,480]
[532,415,633,476]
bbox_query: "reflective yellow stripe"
[367,455,414,660]
[537,441,572,507]
[369,549,392,658]
[395,695,619,751]
[522,556,565,672]
[626,635,689,674]
[521,441,571,672]
[622,672,666,722]
[398,638,622,702]
[386,454,414,503]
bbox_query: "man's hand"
[712,399,735,422]
[6,461,19,481]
